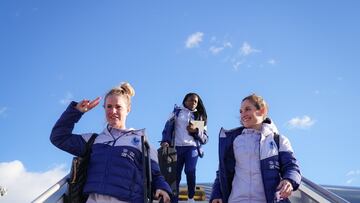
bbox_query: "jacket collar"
[176,104,197,113]
[241,118,279,138]
[103,125,138,137]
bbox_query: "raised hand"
[75,97,101,113]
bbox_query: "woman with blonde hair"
[51,82,171,203]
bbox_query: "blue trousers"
[175,146,198,201]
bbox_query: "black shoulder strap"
[83,133,98,156]
[170,116,176,147]
[274,133,280,150]
[141,135,153,202]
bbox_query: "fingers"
[88,97,101,110]
[276,180,284,190]
[186,126,191,132]
[187,123,195,129]
[277,179,293,199]
[186,125,197,133]
[161,142,169,148]
[76,97,101,113]
[75,100,88,112]
[154,189,160,199]
[280,185,292,198]
[155,190,170,203]
[162,193,170,203]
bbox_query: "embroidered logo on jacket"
[131,137,140,146]
[269,160,280,169]
[270,141,276,149]
[121,148,135,162]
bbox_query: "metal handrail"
[298,177,350,203]
[32,175,68,203]
[32,175,353,203]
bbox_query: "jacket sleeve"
[279,135,302,191]
[209,169,222,202]
[50,101,87,157]
[161,116,175,145]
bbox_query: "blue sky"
[1,1,360,202]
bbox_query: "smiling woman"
[103,83,134,129]
[210,94,302,203]
[49,82,172,203]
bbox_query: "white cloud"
[59,92,73,105]
[209,41,232,55]
[185,32,204,48]
[224,42,232,48]
[233,61,244,71]
[209,36,232,55]
[240,41,260,56]
[287,115,315,129]
[209,46,224,55]
[346,178,355,184]
[346,169,360,185]
[0,160,67,203]
[226,41,263,69]
[268,59,276,65]
[346,170,360,176]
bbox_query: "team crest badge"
[131,137,140,146]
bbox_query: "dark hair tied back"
[182,93,208,125]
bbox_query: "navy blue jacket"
[50,102,172,203]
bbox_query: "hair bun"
[120,82,135,97]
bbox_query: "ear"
[127,104,131,113]
[257,108,266,117]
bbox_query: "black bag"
[64,133,98,203]
[157,146,177,200]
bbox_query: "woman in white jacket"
[210,94,301,203]
[161,93,208,203]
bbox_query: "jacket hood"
[261,117,279,137]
